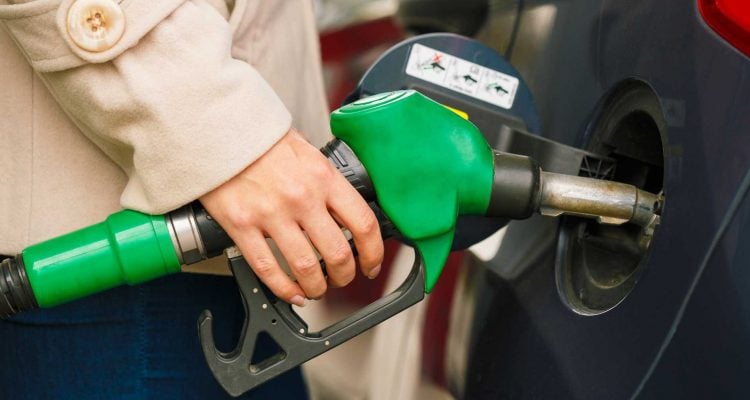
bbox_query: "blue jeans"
[0,273,308,399]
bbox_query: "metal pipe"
[537,171,660,228]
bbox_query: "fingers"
[328,175,384,279]
[266,221,328,300]
[232,228,307,307]
[198,130,384,306]
[300,210,356,288]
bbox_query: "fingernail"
[290,295,306,307]
[368,265,382,279]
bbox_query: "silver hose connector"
[165,205,207,265]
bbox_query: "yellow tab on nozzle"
[442,105,469,120]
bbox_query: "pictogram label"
[405,43,519,109]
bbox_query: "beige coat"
[0,0,331,257]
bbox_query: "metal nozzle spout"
[537,171,661,228]
[536,171,663,251]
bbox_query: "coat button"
[66,0,125,52]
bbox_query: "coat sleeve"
[0,0,292,214]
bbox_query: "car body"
[419,1,750,398]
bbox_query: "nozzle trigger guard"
[198,248,425,397]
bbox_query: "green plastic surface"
[330,90,494,292]
[22,210,181,308]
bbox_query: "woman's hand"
[200,129,384,306]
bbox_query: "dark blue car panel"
[466,0,750,398]
[640,177,750,398]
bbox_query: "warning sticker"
[405,43,519,109]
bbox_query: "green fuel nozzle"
[330,90,495,291]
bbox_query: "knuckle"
[355,207,379,235]
[282,184,311,206]
[253,200,277,218]
[291,256,320,276]
[310,160,334,181]
[226,208,255,230]
[251,256,276,278]
[327,242,353,267]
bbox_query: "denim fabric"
[0,273,308,399]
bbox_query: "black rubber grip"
[321,139,376,202]
[486,151,541,220]
[0,256,38,319]
[192,203,233,259]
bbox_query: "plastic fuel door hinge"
[330,90,495,292]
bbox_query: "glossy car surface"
[434,1,750,398]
